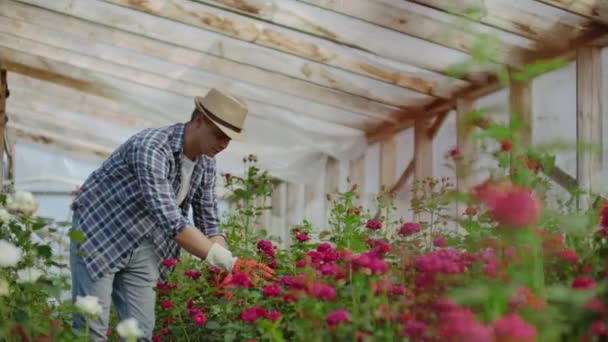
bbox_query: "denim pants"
[70,211,160,341]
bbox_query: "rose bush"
[147,129,608,342]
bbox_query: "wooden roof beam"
[366,29,608,143]
[408,0,601,47]
[14,0,466,99]
[1,2,434,106]
[0,42,385,130]
[296,0,536,66]
[534,0,608,25]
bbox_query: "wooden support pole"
[380,137,397,191]
[456,98,475,192]
[349,154,366,192]
[576,46,602,210]
[414,118,434,183]
[509,70,532,147]
[0,63,7,189]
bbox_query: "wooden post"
[456,98,474,192]
[576,46,602,210]
[380,137,397,191]
[414,118,434,225]
[509,70,532,147]
[414,118,433,183]
[0,63,7,189]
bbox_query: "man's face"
[193,112,231,157]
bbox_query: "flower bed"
[2,134,608,341]
[147,150,608,341]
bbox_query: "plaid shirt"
[71,123,222,282]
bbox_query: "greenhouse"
[1,0,608,341]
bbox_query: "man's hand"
[232,258,276,282]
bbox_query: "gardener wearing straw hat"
[69,88,274,340]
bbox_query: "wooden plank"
[0,14,430,116]
[1,2,434,106]
[0,63,6,188]
[509,69,532,146]
[414,118,434,182]
[380,137,397,190]
[576,46,602,209]
[389,159,414,195]
[389,110,450,194]
[0,32,395,126]
[426,111,450,138]
[366,29,608,143]
[13,0,463,99]
[535,0,608,25]
[297,0,535,66]
[367,79,501,143]
[409,0,595,44]
[456,98,475,192]
[105,0,478,78]
[0,44,380,131]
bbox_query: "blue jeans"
[70,211,160,341]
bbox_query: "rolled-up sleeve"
[192,158,220,237]
[130,140,189,238]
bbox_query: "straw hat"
[195,88,248,141]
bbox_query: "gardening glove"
[205,243,276,283]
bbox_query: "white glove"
[205,243,237,272]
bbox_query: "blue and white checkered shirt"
[71,123,222,282]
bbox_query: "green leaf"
[68,230,86,244]
[206,320,220,330]
[36,245,53,259]
[32,218,51,230]
[318,230,331,240]
[14,309,29,323]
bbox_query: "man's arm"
[130,140,231,266]
[191,158,226,243]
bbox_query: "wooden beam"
[534,0,608,25]
[0,32,394,127]
[509,69,532,146]
[389,159,414,195]
[201,0,531,68]
[104,0,481,81]
[390,111,450,194]
[367,79,501,143]
[380,137,397,190]
[0,63,7,188]
[426,111,450,138]
[1,2,429,107]
[576,45,602,209]
[409,0,598,44]
[13,0,463,99]
[366,29,608,143]
[298,0,535,66]
[414,118,434,182]
[456,98,475,192]
[0,46,379,134]
[0,14,425,118]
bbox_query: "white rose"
[0,240,23,267]
[116,318,144,340]
[0,209,11,223]
[6,191,38,216]
[0,278,9,296]
[76,295,103,317]
[16,267,44,283]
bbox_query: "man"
[69,88,274,340]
